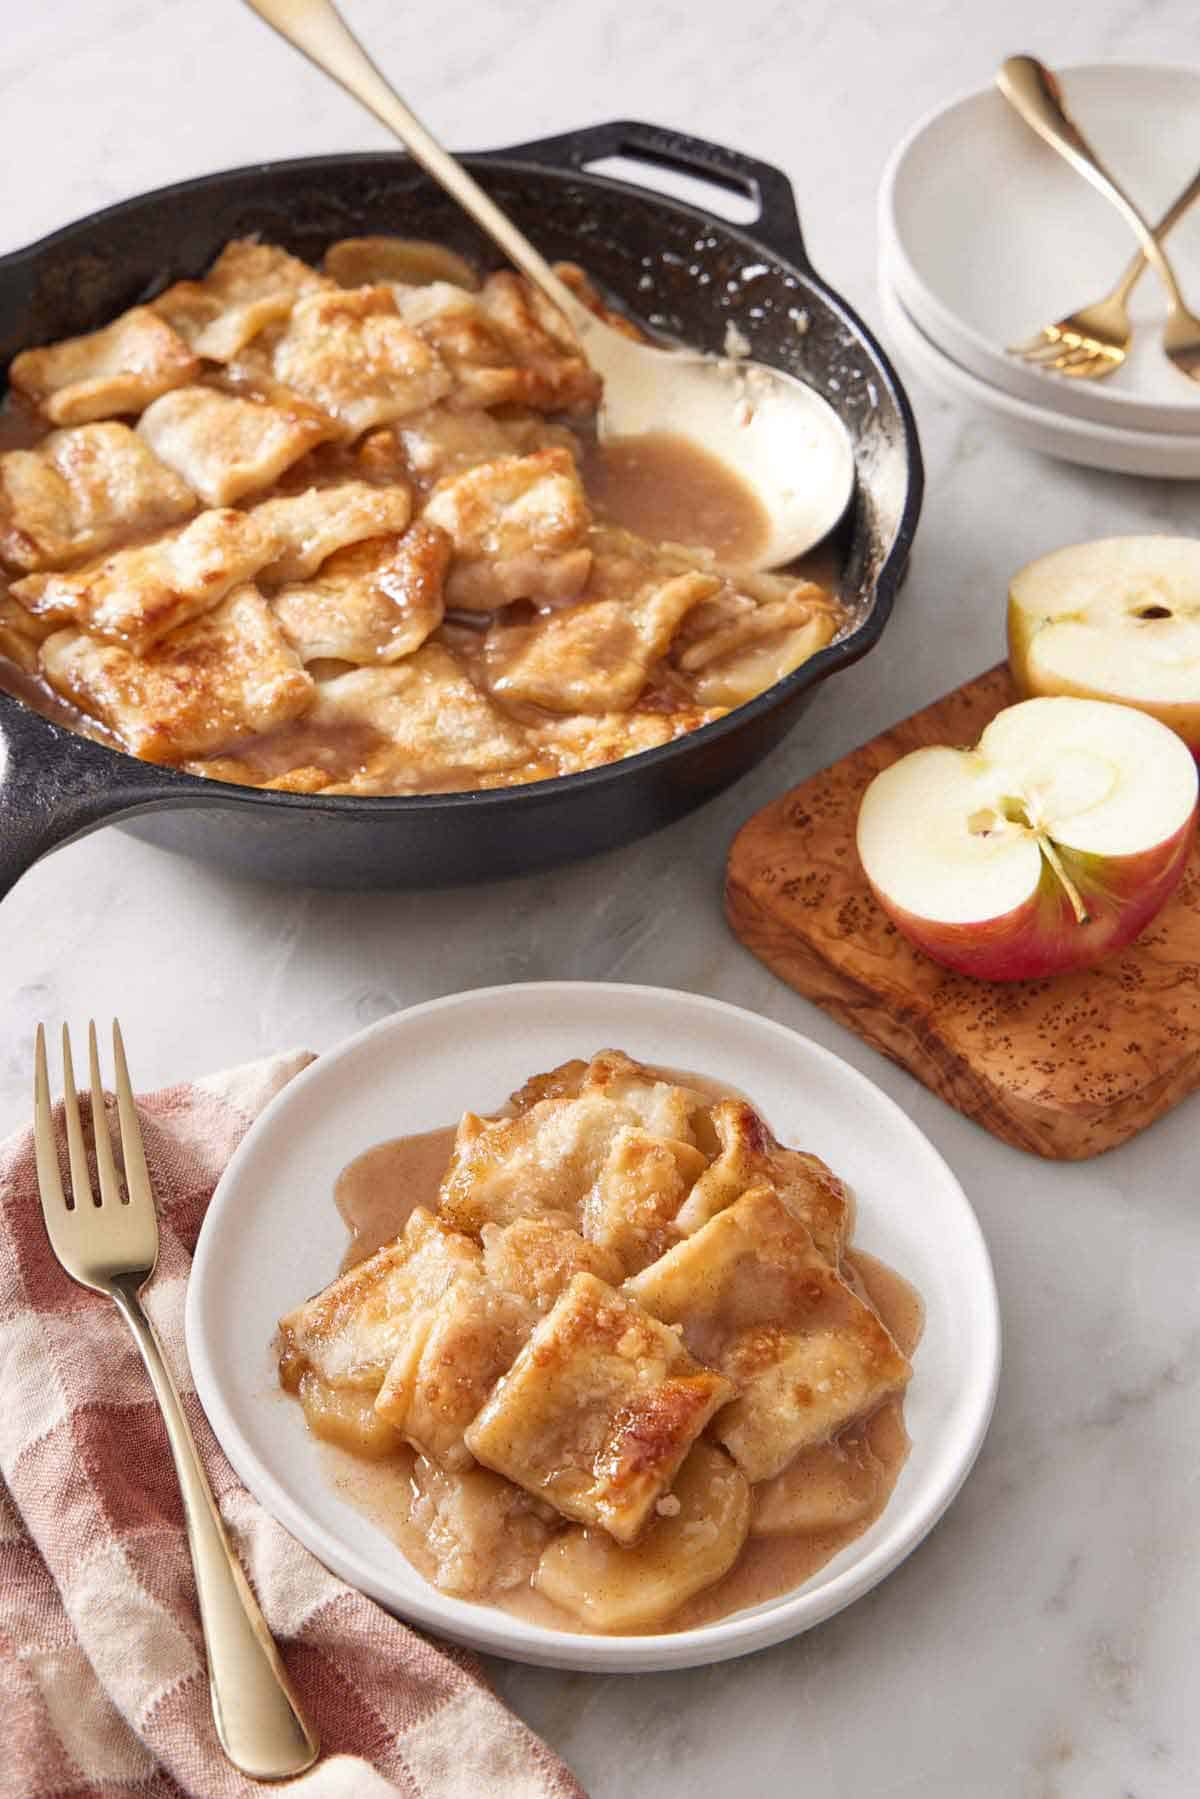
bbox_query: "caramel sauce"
[205,715,390,787]
[336,1124,457,1268]
[313,1073,923,1636]
[582,429,771,564]
[0,391,42,452]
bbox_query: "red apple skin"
[863,809,1197,982]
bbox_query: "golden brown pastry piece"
[422,447,593,610]
[439,1085,704,1272]
[484,569,719,713]
[8,306,201,427]
[251,480,413,582]
[137,387,338,506]
[13,507,279,653]
[0,423,196,574]
[271,524,449,666]
[627,1186,910,1481]
[303,645,531,794]
[674,1097,853,1263]
[39,583,314,761]
[151,239,332,362]
[277,1206,481,1393]
[270,286,454,436]
[464,1271,733,1542]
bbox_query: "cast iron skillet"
[0,120,922,894]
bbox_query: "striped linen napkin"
[0,1050,588,1799]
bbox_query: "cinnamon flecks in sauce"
[582,430,771,564]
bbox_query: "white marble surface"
[3,3,1200,1794]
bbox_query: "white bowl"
[186,982,999,1672]
[880,265,1200,479]
[881,63,1200,435]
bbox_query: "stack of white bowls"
[879,64,1200,478]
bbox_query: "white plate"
[881,64,1200,435]
[186,982,999,1672]
[880,266,1200,480]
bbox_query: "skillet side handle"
[494,118,812,272]
[0,692,192,901]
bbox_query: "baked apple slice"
[533,1442,750,1632]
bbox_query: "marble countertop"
[4,2,1199,1794]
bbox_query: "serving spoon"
[241,0,855,570]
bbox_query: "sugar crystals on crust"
[627,1185,910,1482]
[12,506,280,652]
[39,582,315,760]
[464,1271,733,1542]
[271,286,454,436]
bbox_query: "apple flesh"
[1009,535,1200,757]
[856,696,1198,981]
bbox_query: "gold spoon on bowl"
[242,0,855,570]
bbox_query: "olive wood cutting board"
[725,664,1200,1159]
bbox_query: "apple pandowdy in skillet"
[275,1050,921,1634]
[0,237,843,795]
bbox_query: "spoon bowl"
[583,329,856,569]
[242,0,856,569]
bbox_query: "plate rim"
[879,60,1200,430]
[185,980,1001,1672]
[879,266,1200,478]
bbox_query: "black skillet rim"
[0,141,923,822]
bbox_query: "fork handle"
[111,1280,319,1780]
[240,0,594,339]
[1112,166,1200,305]
[997,56,1189,313]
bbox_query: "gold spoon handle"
[240,0,595,336]
[1112,166,1200,306]
[112,1281,319,1779]
[997,55,1189,314]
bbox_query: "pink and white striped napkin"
[0,1050,588,1799]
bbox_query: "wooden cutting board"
[726,664,1200,1159]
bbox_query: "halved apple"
[1009,536,1200,755]
[856,696,1197,981]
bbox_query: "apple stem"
[1037,833,1091,926]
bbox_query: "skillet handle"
[0,691,191,900]
[497,118,811,271]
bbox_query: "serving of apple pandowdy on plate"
[275,1049,921,1635]
[0,235,842,796]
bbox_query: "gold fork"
[999,55,1200,383]
[33,1022,319,1781]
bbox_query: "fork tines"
[1008,324,1124,379]
[33,1021,150,1213]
